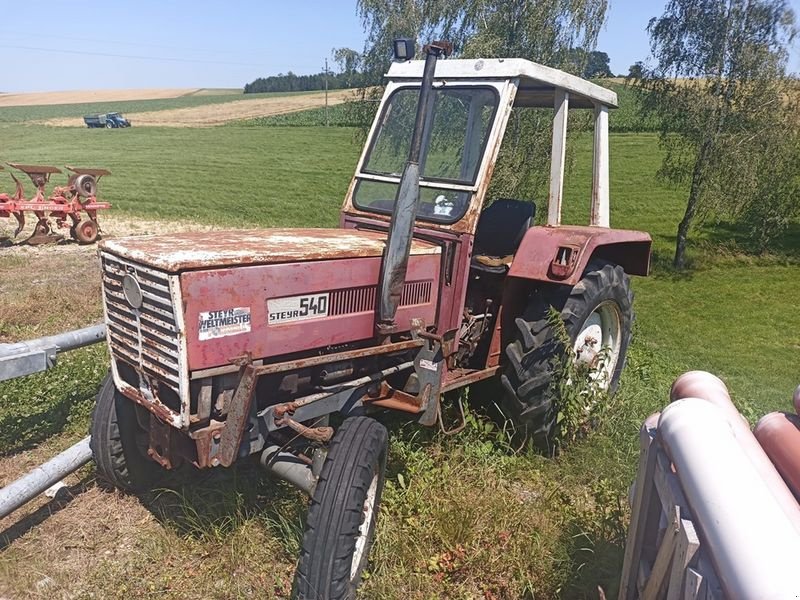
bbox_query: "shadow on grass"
[0,391,94,457]
[702,220,800,258]
[0,478,91,551]
[136,459,308,557]
[560,534,625,599]
[0,347,106,456]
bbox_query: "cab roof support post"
[547,88,569,226]
[591,104,610,227]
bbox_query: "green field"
[0,112,798,598]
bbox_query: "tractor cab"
[343,56,626,237]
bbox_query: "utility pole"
[324,58,330,127]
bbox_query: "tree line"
[245,47,615,95]
[244,71,353,94]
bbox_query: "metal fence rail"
[0,323,106,382]
[0,324,106,519]
[0,436,92,519]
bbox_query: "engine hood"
[99,228,441,273]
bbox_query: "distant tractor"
[84,112,130,128]
[91,40,651,599]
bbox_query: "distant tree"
[356,0,609,199]
[639,0,799,267]
[584,50,612,77]
[627,61,644,80]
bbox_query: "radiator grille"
[328,280,433,317]
[101,253,183,394]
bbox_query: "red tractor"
[91,41,650,598]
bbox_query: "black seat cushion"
[474,198,536,257]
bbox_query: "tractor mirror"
[392,38,415,61]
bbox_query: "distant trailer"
[83,112,130,128]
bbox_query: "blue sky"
[0,0,798,93]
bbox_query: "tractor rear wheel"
[499,260,633,452]
[90,373,162,492]
[293,417,388,600]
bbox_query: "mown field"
[0,90,798,599]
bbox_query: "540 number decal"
[268,293,329,324]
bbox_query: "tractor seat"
[472,198,535,274]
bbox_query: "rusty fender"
[508,225,651,286]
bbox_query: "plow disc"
[0,163,111,246]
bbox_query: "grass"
[0,115,798,598]
[230,81,654,133]
[0,90,317,123]
[0,125,357,226]
[234,102,364,128]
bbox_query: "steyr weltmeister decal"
[198,307,252,340]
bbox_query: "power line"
[0,30,262,57]
[0,44,267,67]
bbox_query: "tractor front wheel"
[293,417,388,600]
[90,373,163,492]
[500,260,633,452]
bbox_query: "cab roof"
[386,57,618,109]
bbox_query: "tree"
[356,0,609,200]
[584,50,612,78]
[332,47,364,88]
[639,0,799,267]
[562,48,612,78]
[627,61,644,80]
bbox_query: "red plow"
[0,163,111,245]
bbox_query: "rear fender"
[507,225,651,286]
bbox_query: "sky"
[0,0,798,93]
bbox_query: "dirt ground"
[0,215,223,341]
[0,89,201,108]
[39,90,351,127]
[0,214,259,599]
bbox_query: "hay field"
[0,88,208,108]
[39,89,351,127]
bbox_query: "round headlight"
[122,274,144,309]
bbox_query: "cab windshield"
[353,85,498,223]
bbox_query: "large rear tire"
[90,373,162,492]
[293,417,388,600]
[500,260,633,452]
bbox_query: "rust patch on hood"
[99,228,441,272]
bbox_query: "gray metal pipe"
[259,445,317,495]
[0,323,106,381]
[0,435,92,519]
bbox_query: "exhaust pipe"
[259,446,318,495]
[376,41,452,336]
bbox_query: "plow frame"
[0,163,112,244]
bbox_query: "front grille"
[101,253,184,399]
[328,280,433,316]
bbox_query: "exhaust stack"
[376,40,452,336]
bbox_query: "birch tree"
[640,0,798,266]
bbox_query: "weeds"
[547,308,612,450]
